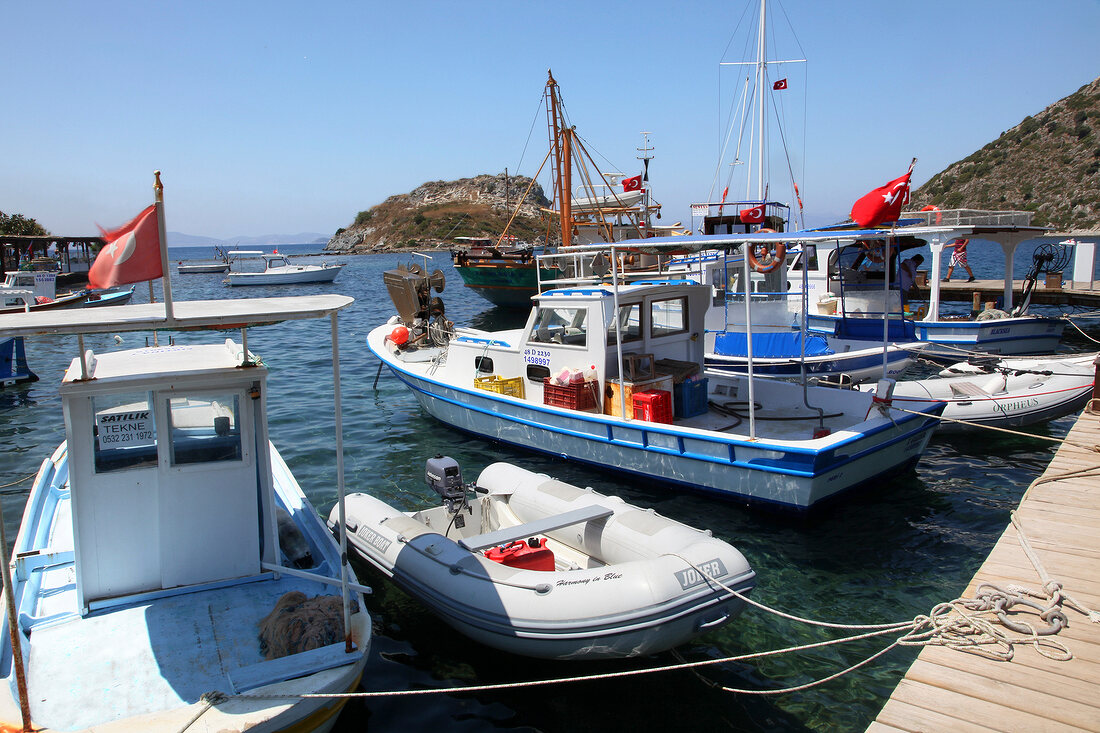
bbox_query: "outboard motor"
[426,454,467,510]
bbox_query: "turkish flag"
[850,168,913,227]
[773,79,787,90]
[740,205,765,223]
[622,175,643,192]
[89,203,163,289]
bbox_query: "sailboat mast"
[547,70,572,248]
[755,0,766,202]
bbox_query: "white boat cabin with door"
[61,340,280,614]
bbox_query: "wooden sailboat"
[451,71,678,307]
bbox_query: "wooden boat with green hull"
[451,237,558,307]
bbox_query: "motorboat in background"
[225,252,345,286]
[332,456,756,660]
[177,245,230,273]
[0,268,133,314]
[0,295,370,731]
[369,245,946,511]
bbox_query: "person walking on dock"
[945,237,975,282]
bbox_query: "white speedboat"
[330,456,755,660]
[0,295,370,732]
[225,253,345,286]
[878,352,1097,432]
[370,256,946,510]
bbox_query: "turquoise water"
[0,244,1094,732]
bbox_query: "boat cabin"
[59,340,280,614]
[449,279,709,409]
[3,270,59,301]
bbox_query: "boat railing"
[901,208,1033,228]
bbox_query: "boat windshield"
[528,306,588,346]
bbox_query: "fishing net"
[258,591,353,659]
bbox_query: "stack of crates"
[632,389,673,424]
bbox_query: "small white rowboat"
[331,458,756,660]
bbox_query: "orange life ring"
[919,204,942,225]
[748,228,785,273]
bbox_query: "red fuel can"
[485,537,556,571]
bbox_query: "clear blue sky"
[3,0,1098,240]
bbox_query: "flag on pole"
[773,79,788,90]
[739,204,766,223]
[849,162,915,228]
[622,175,643,192]
[89,203,163,289]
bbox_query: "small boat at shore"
[865,352,1096,432]
[225,253,345,286]
[331,456,755,660]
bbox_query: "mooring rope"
[182,531,1095,731]
[886,403,1100,452]
[1064,316,1100,345]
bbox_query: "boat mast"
[755,0,766,202]
[547,70,572,248]
[637,131,654,230]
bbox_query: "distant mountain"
[911,76,1100,230]
[167,231,328,247]
[326,173,551,253]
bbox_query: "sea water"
[0,243,1094,732]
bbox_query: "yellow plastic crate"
[474,375,525,398]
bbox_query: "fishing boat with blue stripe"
[368,236,948,511]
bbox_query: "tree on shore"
[0,211,49,236]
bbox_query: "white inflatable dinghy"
[884,352,1096,432]
[330,457,755,660]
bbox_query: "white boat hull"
[369,326,944,510]
[227,263,345,286]
[0,443,369,733]
[330,462,755,660]
[884,353,1096,432]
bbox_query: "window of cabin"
[607,303,642,343]
[650,296,688,337]
[790,244,818,271]
[93,392,158,473]
[168,393,243,466]
[528,306,588,346]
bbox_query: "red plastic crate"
[633,389,673,423]
[542,378,597,410]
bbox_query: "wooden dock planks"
[871,410,1100,732]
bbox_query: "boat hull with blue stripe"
[371,270,945,510]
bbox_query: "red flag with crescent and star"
[622,175,643,192]
[773,79,787,90]
[88,203,163,289]
[739,204,766,223]
[850,163,914,228]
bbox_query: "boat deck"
[869,407,1100,731]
